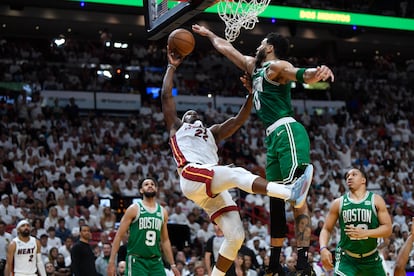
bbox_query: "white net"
[217,0,271,42]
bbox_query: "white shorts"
[179,163,258,221]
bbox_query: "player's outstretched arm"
[278,64,335,84]
[210,74,253,142]
[161,47,184,134]
[394,217,414,276]
[192,24,254,74]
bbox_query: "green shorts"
[334,249,386,276]
[126,254,166,276]
[265,121,310,182]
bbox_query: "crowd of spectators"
[0,34,413,276]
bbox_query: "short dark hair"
[138,178,158,189]
[47,226,56,232]
[80,224,90,232]
[265,33,290,59]
[345,168,368,181]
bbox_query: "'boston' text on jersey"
[139,217,162,230]
[342,208,372,224]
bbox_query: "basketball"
[168,28,195,57]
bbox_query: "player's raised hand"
[192,24,210,37]
[315,65,335,82]
[167,46,184,68]
[240,73,252,94]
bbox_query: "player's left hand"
[344,224,367,239]
[240,73,252,94]
[167,46,184,68]
[171,265,181,276]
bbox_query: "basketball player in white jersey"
[5,220,46,276]
[161,48,312,276]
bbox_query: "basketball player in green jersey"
[107,178,180,276]
[193,24,334,275]
[319,168,392,276]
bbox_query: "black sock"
[296,247,309,270]
[269,247,282,271]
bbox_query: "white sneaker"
[287,164,314,208]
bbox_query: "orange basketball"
[168,28,195,57]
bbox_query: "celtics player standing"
[193,24,334,275]
[319,168,392,275]
[107,178,180,276]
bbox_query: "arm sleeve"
[36,253,47,276]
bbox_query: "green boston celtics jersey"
[127,199,164,258]
[252,61,294,128]
[338,191,379,254]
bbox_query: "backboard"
[144,0,216,40]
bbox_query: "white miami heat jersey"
[13,236,38,275]
[170,121,219,167]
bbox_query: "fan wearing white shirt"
[117,156,136,179]
[95,179,113,199]
[88,196,104,219]
[46,227,63,249]
[80,208,101,232]
[120,180,139,197]
[58,236,73,266]
[65,207,80,230]
[48,180,64,199]
[0,220,12,267]
[39,233,50,264]
[169,205,190,225]
[0,195,17,225]
[56,195,69,218]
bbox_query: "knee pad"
[215,212,245,260]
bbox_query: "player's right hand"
[192,24,210,37]
[320,248,334,271]
[240,73,252,94]
[107,262,116,276]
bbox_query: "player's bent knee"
[220,225,244,259]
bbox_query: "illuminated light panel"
[69,0,414,31]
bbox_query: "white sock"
[211,267,226,276]
[266,182,291,199]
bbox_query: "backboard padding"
[144,0,217,40]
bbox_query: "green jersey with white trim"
[252,61,294,128]
[338,191,379,254]
[127,199,164,258]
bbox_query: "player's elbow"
[385,228,392,237]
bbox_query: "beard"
[255,48,266,68]
[20,229,30,237]
[143,191,156,198]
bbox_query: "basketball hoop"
[217,0,271,42]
